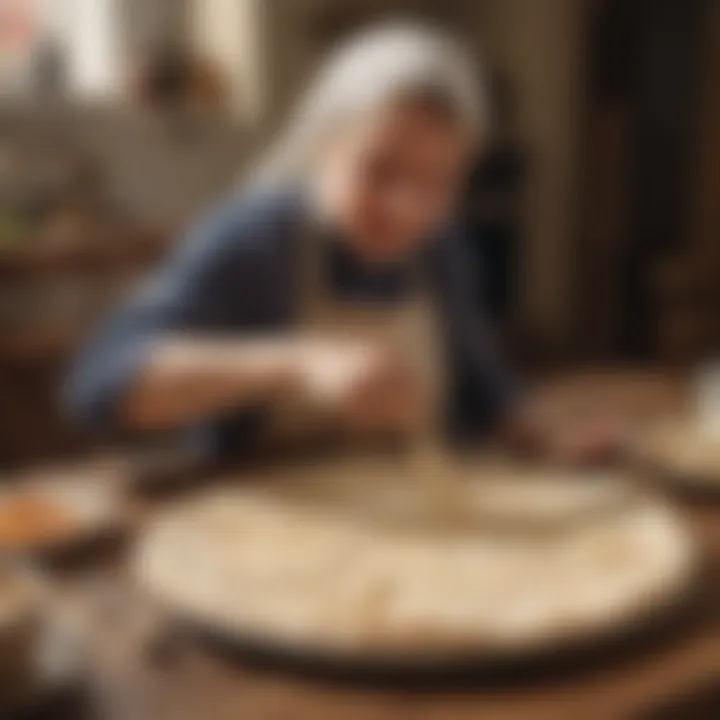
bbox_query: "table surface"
[30,370,720,720]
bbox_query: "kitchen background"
[1,0,719,466]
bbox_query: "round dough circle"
[135,472,696,660]
[637,420,720,487]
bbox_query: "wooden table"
[29,371,720,719]
[44,503,717,720]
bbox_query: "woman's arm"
[431,231,621,463]
[65,191,302,434]
[66,184,416,435]
[431,229,623,463]
[122,336,422,433]
[429,226,521,436]
[120,337,300,430]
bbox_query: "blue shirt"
[66,186,517,456]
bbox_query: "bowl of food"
[0,471,123,556]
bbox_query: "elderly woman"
[67,24,614,462]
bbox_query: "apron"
[263,222,446,451]
[261,223,470,529]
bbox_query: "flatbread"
[636,419,720,486]
[135,466,695,659]
[251,458,641,532]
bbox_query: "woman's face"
[315,100,474,263]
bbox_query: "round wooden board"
[133,463,699,676]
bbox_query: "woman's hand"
[297,339,425,438]
[544,418,627,466]
[503,404,627,468]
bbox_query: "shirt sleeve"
[429,225,521,435]
[64,191,296,433]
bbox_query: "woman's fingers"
[343,354,426,435]
[505,401,630,468]
[548,420,628,467]
[295,338,427,436]
[298,340,380,401]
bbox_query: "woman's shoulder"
[187,184,305,255]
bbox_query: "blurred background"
[1,4,720,719]
[0,0,718,466]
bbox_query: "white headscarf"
[254,22,486,186]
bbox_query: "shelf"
[0,328,85,366]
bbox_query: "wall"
[0,102,250,228]
[463,0,586,350]
[689,0,720,259]
[1,0,252,230]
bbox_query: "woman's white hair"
[254,21,486,186]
